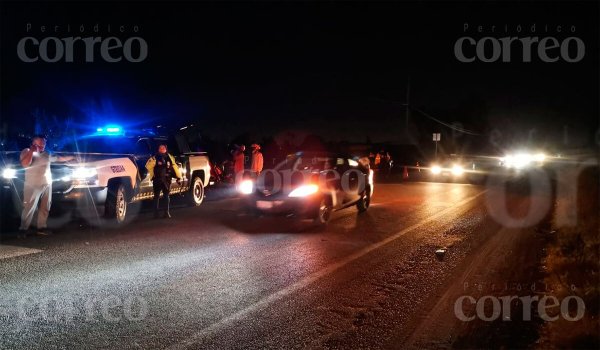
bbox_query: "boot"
[163,210,171,219]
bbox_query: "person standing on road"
[233,144,246,182]
[145,144,182,219]
[18,135,73,238]
[250,144,263,177]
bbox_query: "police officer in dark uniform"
[145,144,182,218]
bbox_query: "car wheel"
[188,176,205,206]
[314,197,332,225]
[106,182,127,224]
[356,186,371,213]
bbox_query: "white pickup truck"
[2,131,211,226]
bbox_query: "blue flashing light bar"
[96,125,123,135]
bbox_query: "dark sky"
[1,1,598,151]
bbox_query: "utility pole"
[405,76,410,131]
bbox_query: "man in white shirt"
[18,135,72,238]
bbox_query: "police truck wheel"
[106,183,128,224]
[188,176,205,206]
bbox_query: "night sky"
[1,1,598,154]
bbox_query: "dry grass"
[539,166,599,349]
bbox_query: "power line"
[411,107,481,136]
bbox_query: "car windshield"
[275,154,335,172]
[58,136,137,154]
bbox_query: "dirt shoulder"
[402,191,549,349]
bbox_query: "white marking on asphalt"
[0,245,43,260]
[168,190,488,350]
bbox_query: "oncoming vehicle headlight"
[289,184,319,197]
[503,152,547,169]
[238,179,254,195]
[503,153,533,169]
[2,168,17,179]
[72,167,97,179]
[534,153,546,162]
[452,165,464,176]
[431,165,442,175]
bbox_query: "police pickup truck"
[1,129,211,226]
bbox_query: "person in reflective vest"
[232,144,246,183]
[145,144,182,218]
[250,144,263,177]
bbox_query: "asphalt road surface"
[0,182,542,349]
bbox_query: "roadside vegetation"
[539,166,599,349]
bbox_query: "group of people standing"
[232,143,263,181]
[370,150,393,176]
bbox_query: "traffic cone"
[403,166,409,180]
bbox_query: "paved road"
[0,182,537,349]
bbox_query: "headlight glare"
[431,165,441,175]
[238,179,254,195]
[72,167,97,179]
[289,184,319,197]
[452,165,464,175]
[535,153,546,162]
[2,168,17,179]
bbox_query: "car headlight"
[431,165,441,175]
[534,153,546,162]
[2,168,17,179]
[72,167,97,179]
[238,179,254,195]
[505,153,533,169]
[289,184,319,197]
[503,152,546,168]
[452,165,464,175]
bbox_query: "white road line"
[0,245,43,260]
[168,189,488,350]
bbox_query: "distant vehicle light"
[2,168,17,179]
[72,167,97,179]
[503,152,546,169]
[535,153,546,162]
[431,165,442,175]
[514,153,532,168]
[452,165,465,176]
[289,184,319,197]
[238,179,254,195]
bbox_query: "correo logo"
[17,23,148,63]
[455,23,585,63]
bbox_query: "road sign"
[433,133,441,158]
